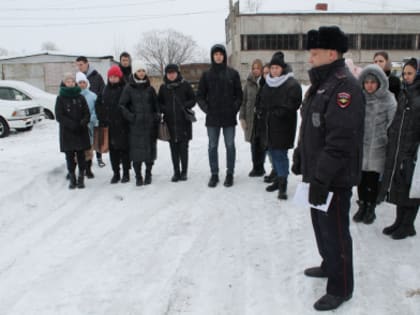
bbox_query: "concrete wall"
[226,10,420,83]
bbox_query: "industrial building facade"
[225,2,420,83]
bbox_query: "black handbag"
[184,108,197,122]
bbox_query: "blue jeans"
[268,149,289,178]
[207,126,236,175]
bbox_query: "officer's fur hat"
[306,26,348,53]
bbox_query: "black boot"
[208,174,219,188]
[352,200,366,223]
[85,160,94,179]
[136,175,143,186]
[68,173,76,189]
[391,207,418,240]
[266,177,279,192]
[144,169,152,185]
[264,169,276,183]
[180,170,188,181]
[277,177,288,200]
[110,172,120,184]
[249,166,265,177]
[121,169,130,183]
[171,168,181,182]
[383,207,404,235]
[223,174,234,187]
[97,156,106,167]
[77,174,85,189]
[363,202,376,224]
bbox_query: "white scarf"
[265,72,294,88]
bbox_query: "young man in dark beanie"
[197,44,243,187]
[292,26,365,311]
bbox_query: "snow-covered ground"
[0,112,419,315]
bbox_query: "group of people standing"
[54,25,419,312]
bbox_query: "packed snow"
[0,110,419,315]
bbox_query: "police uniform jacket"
[293,59,365,188]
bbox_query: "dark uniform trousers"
[311,187,354,298]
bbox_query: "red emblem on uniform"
[337,92,351,108]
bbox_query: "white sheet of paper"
[293,182,333,212]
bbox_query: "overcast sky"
[1,0,419,59]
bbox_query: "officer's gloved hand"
[309,180,329,206]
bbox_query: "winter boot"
[135,176,143,186]
[85,160,94,179]
[77,174,85,189]
[391,207,418,240]
[277,177,288,200]
[223,174,234,187]
[110,172,120,184]
[208,174,219,188]
[266,177,279,192]
[363,202,376,224]
[68,173,77,189]
[180,170,188,181]
[171,168,181,182]
[97,156,106,168]
[249,166,265,177]
[121,169,130,183]
[144,170,152,185]
[264,169,276,183]
[352,200,366,223]
[383,207,404,235]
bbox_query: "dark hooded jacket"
[98,80,129,150]
[158,73,196,141]
[197,44,243,127]
[86,66,105,96]
[55,86,91,152]
[119,63,132,84]
[119,74,159,163]
[379,59,420,206]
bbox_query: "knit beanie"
[63,72,75,82]
[165,63,179,74]
[364,73,379,84]
[269,51,287,68]
[131,60,148,74]
[107,65,123,78]
[76,71,89,84]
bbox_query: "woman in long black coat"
[119,62,159,186]
[380,58,420,239]
[55,72,91,189]
[158,64,196,182]
[256,52,302,200]
[257,52,302,199]
[97,65,130,184]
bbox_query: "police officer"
[292,26,365,311]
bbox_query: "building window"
[361,34,415,49]
[302,34,358,50]
[241,34,300,50]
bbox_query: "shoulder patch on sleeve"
[337,92,351,108]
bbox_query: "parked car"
[0,80,57,119]
[0,97,43,138]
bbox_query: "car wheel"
[0,117,10,138]
[43,109,54,120]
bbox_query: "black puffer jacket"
[158,75,196,141]
[293,59,365,188]
[197,44,243,127]
[119,74,159,163]
[55,86,91,152]
[86,68,105,96]
[257,74,302,149]
[99,80,129,150]
[379,79,420,206]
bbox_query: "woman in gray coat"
[239,59,266,177]
[353,64,397,223]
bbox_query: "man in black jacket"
[76,56,106,167]
[197,44,243,187]
[118,51,132,83]
[292,26,365,311]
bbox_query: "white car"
[0,97,43,138]
[0,80,57,120]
